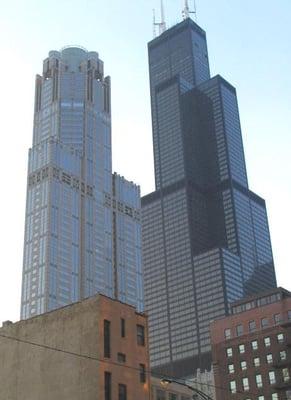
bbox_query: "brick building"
[0,294,150,400]
[210,287,291,400]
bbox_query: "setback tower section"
[21,47,143,319]
[142,18,276,377]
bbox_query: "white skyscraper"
[21,47,143,319]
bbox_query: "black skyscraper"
[142,18,277,377]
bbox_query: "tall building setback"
[0,294,150,400]
[211,287,291,400]
[142,18,277,377]
[21,47,143,319]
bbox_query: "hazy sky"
[0,0,290,322]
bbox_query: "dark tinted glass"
[121,318,125,337]
[139,364,146,383]
[104,320,111,357]
[137,324,145,346]
[104,372,111,400]
[118,384,127,400]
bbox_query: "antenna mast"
[153,0,167,38]
[182,0,197,22]
[153,9,156,38]
[160,0,166,33]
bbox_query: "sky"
[0,0,290,323]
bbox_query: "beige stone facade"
[187,368,216,399]
[150,376,193,400]
[0,294,150,400]
[150,373,216,400]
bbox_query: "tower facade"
[142,19,276,376]
[21,47,143,319]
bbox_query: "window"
[137,325,145,346]
[264,337,271,347]
[261,318,269,328]
[139,364,146,383]
[242,377,249,391]
[169,394,177,400]
[104,320,111,358]
[249,320,256,332]
[226,347,233,357]
[269,371,276,384]
[277,333,284,343]
[274,314,281,324]
[288,310,291,320]
[266,354,273,364]
[258,397,265,400]
[283,368,290,382]
[252,340,258,350]
[286,389,291,399]
[271,394,278,400]
[117,353,126,363]
[118,384,127,400]
[104,372,111,400]
[254,357,260,367]
[229,380,236,393]
[121,318,125,338]
[239,344,245,354]
[280,350,287,360]
[236,324,243,336]
[256,374,263,388]
[228,364,235,374]
[241,360,247,370]
[245,301,253,310]
[225,328,231,339]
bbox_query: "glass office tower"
[21,47,143,319]
[142,19,276,377]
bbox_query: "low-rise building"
[187,367,216,399]
[0,294,150,400]
[210,287,291,400]
[151,376,193,400]
[150,369,216,400]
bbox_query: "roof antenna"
[153,9,157,38]
[153,0,167,38]
[182,0,197,22]
[160,0,166,33]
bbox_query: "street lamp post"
[160,378,213,400]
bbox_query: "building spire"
[182,0,197,22]
[152,9,156,38]
[153,0,167,38]
[182,0,190,19]
[160,0,166,31]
